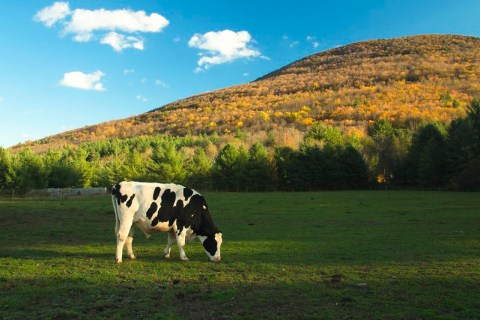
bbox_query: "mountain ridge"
[12,34,480,153]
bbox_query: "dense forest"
[1,100,479,193]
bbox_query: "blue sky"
[1,0,480,148]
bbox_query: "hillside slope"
[14,34,480,153]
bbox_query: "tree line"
[1,100,479,193]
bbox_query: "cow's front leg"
[126,227,136,260]
[175,230,189,261]
[163,230,176,259]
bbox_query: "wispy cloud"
[59,71,106,91]
[188,30,261,72]
[34,2,169,52]
[100,32,144,52]
[289,41,299,48]
[136,94,149,102]
[155,80,170,88]
[306,35,320,49]
[283,34,320,50]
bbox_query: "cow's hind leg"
[116,216,134,263]
[163,230,176,259]
[175,230,189,261]
[126,227,136,260]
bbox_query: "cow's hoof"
[180,257,189,261]
[117,259,123,264]
[163,252,171,259]
[129,255,137,260]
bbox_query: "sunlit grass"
[1,191,479,319]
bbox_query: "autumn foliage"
[12,35,480,153]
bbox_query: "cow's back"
[112,181,201,231]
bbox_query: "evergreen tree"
[300,145,327,190]
[338,146,369,189]
[14,148,48,190]
[46,149,79,188]
[365,119,402,184]
[405,124,447,187]
[186,148,214,188]
[246,143,274,191]
[446,99,480,190]
[148,141,186,183]
[274,147,307,191]
[213,144,250,191]
[0,148,15,189]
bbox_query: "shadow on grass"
[1,273,479,320]
[0,248,113,260]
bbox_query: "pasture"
[0,191,479,319]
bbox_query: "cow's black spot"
[111,183,120,196]
[202,235,217,256]
[112,183,128,205]
[151,217,158,227]
[146,202,158,219]
[157,189,177,224]
[183,188,193,201]
[120,194,128,204]
[126,194,135,208]
[153,187,161,200]
[175,200,186,232]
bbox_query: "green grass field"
[0,191,479,319]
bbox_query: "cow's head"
[200,232,223,262]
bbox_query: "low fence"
[26,188,108,198]
[0,188,108,199]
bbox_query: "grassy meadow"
[0,191,479,319]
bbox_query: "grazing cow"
[111,181,222,263]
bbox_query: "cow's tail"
[111,185,121,235]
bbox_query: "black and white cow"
[111,181,222,263]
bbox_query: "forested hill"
[12,34,480,153]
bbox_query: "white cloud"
[289,41,299,48]
[188,30,261,71]
[306,35,320,49]
[136,95,149,102]
[73,33,93,42]
[35,2,169,51]
[64,8,168,35]
[60,71,106,91]
[155,80,170,88]
[100,32,144,52]
[34,1,71,27]
[123,69,135,75]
